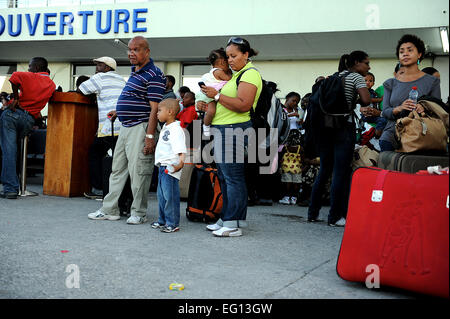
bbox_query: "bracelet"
[146,134,154,139]
[214,93,221,102]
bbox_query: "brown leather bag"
[395,110,447,153]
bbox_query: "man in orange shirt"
[0,57,55,199]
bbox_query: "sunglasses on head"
[227,37,246,46]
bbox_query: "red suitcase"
[337,167,449,298]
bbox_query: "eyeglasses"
[227,37,246,46]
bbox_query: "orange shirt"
[9,71,56,118]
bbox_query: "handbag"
[352,145,379,171]
[395,110,447,153]
[281,145,302,174]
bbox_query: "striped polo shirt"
[79,71,126,136]
[116,59,166,127]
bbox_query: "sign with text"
[0,7,148,39]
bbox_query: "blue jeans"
[157,166,180,227]
[308,122,356,224]
[361,115,387,132]
[379,140,395,152]
[0,108,35,194]
[212,121,252,228]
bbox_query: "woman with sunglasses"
[201,37,262,237]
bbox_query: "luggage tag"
[371,190,383,202]
[371,170,389,203]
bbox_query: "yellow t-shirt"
[211,62,262,125]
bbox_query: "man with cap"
[78,56,127,199]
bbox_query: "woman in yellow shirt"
[201,37,262,237]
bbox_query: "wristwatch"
[214,92,221,102]
[145,134,154,139]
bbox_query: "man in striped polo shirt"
[88,36,166,225]
[78,56,126,199]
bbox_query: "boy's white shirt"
[155,120,187,180]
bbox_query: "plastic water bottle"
[409,86,419,105]
[164,159,179,174]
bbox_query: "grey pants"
[101,123,158,217]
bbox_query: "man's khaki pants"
[101,122,158,217]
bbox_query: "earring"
[417,60,420,65]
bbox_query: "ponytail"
[338,54,350,72]
[338,51,369,72]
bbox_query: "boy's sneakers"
[126,216,148,225]
[328,217,346,227]
[290,197,297,205]
[88,210,120,221]
[161,225,180,233]
[212,227,242,237]
[279,196,290,205]
[151,222,165,229]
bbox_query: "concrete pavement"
[0,174,423,300]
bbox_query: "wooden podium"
[43,92,98,197]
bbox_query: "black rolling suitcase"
[101,119,133,217]
[378,151,449,173]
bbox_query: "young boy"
[152,98,187,233]
[360,72,387,138]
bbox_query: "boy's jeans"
[157,166,180,227]
[0,108,35,194]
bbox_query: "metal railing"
[0,0,150,8]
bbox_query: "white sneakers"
[279,196,290,205]
[88,210,120,221]
[88,210,147,224]
[206,222,242,237]
[126,216,148,225]
[290,197,297,205]
[212,227,242,237]
[206,222,222,231]
[279,196,297,205]
[329,217,346,227]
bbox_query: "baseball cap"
[93,57,117,70]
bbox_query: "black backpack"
[317,71,355,129]
[236,68,290,145]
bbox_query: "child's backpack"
[186,164,222,223]
[236,68,290,146]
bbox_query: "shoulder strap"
[235,67,258,87]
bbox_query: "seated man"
[0,57,56,199]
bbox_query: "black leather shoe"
[0,192,18,199]
[307,218,324,223]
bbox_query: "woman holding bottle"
[379,34,441,151]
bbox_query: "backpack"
[317,71,355,129]
[236,68,290,146]
[186,164,222,223]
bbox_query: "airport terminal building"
[0,0,449,116]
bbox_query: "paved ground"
[0,175,426,300]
